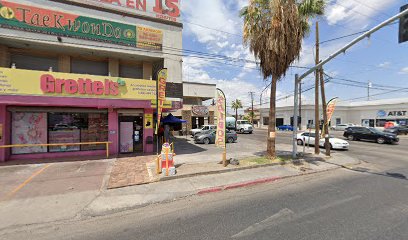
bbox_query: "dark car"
[194,129,238,144]
[277,125,294,131]
[343,127,399,144]
[383,126,408,135]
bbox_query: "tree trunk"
[267,76,277,159]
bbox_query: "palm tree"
[231,99,243,129]
[241,0,325,158]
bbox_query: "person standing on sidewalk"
[164,124,170,143]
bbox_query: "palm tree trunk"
[235,109,238,130]
[267,76,277,158]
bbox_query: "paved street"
[2,129,408,240]
[3,167,408,240]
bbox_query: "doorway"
[119,116,144,154]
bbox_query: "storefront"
[259,98,408,129]
[0,0,183,162]
[0,67,179,162]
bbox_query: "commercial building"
[0,0,182,162]
[172,82,216,132]
[259,98,408,129]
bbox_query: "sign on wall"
[192,105,209,116]
[0,67,158,100]
[0,1,163,50]
[144,113,153,129]
[65,0,181,23]
[377,110,407,118]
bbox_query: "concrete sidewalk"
[0,150,359,232]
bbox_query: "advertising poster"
[144,114,153,129]
[11,112,47,154]
[156,68,167,133]
[49,130,81,152]
[215,89,226,149]
[120,122,133,153]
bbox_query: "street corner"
[0,159,111,202]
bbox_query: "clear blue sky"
[181,0,408,111]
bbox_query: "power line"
[342,87,408,102]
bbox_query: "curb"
[197,176,282,195]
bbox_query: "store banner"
[0,1,163,50]
[63,0,181,23]
[215,89,226,149]
[144,114,153,129]
[321,97,338,137]
[156,68,167,132]
[0,67,158,100]
[326,97,338,122]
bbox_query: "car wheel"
[347,135,355,141]
[377,138,385,144]
[297,139,303,145]
[227,137,234,143]
[249,131,253,134]
[203,138,210,145]
[240,129,244,134]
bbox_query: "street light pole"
[293,74,300,159]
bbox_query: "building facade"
[0,0,182,162]
[173,82,216,132]
[259,98,408,129]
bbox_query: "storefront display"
[11,112,47,154]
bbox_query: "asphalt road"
[2,129,408,240]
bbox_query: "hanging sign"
[215,89,226,149]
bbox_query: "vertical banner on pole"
[215,89,226,149]
[322,97,338,137]
[156,68,167,134]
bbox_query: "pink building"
[0,0,183,162]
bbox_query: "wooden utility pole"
[314,22,320,154]
[249,91,255,124]
[319,69,330,156]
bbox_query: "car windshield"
[240,121,250,124]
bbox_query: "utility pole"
[249,91,255,124]
[292,74,300,159]
[314,21,320,155]
[319,69,330,156]
[368,81,372,101]
[299,82,302,130]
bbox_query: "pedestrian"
[164,124,170,143]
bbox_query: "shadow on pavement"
[171,137,208,155]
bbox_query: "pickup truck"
[190,125,217,136]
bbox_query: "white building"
[260,98,408,129]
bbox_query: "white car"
[332,123,355,131]
[190,125,217,136]
[296,132,350,150]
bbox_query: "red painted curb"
[224,177,281,190]
[197,187,223,195]
[196,176,281,195]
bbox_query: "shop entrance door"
[119,116,144,154]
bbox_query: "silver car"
[194,130,238,144]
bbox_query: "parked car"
[194,129,238,144]
[190,125,216,136]
[332,123,355,131]
[383,126,408,135]
[277,125,294,131]
[296,132,349,150]
[343,126,399,144]
[236,120,253,134]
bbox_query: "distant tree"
[231,99,243,129]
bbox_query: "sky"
[180,0,408,113]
